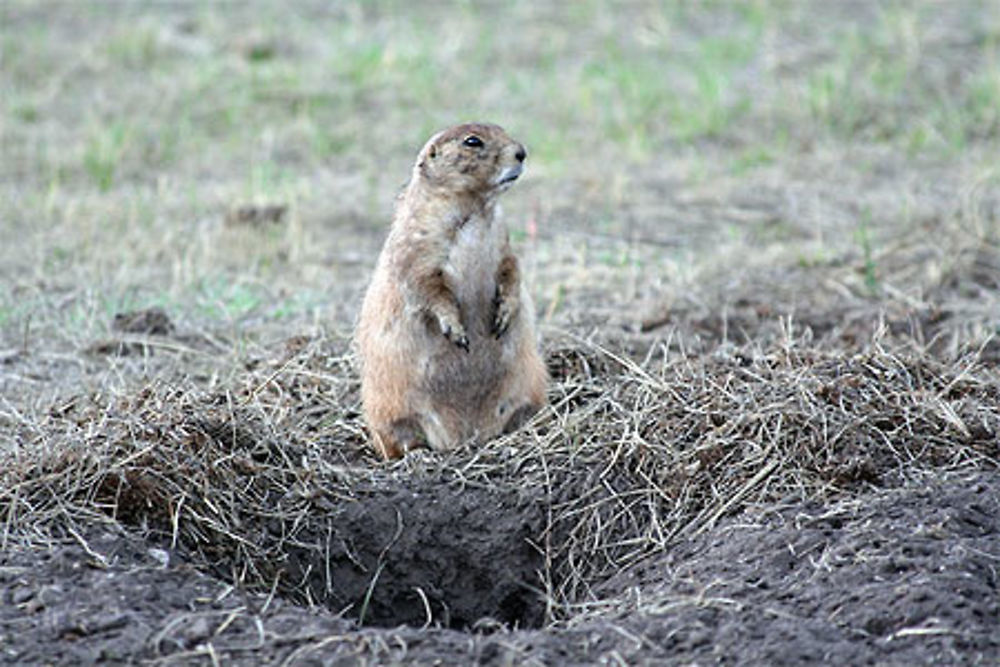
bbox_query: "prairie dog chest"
[446,210,503,302]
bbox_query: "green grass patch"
[83,122,131,192]
[194,277,264,321]
[854,212,880,296]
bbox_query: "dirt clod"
[112,308,174,335]
[225,203,289,227]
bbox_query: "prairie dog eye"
[463,135,484,148]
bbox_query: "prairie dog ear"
[420,129,446,161]
[419,143,438,178]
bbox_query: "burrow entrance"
[280,480,550,630]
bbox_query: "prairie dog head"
[415,122,527,196]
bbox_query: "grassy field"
[1,1,999,664]
[3,1,997,363]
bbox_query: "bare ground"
[2,469,997,664]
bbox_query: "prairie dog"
[356,122,548,459]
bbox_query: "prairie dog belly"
[421,215,511,408]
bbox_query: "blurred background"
[1,1,998,374]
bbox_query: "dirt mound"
[3,473,996,664]
[2,330,997,663]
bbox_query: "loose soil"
[3,473,996,665]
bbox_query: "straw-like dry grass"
[4,309,997,630]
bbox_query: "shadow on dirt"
[281,480,548,630]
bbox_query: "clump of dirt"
[225,203,289,227]
[112,308,175,335]
[85,308,178,357]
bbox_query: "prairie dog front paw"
[492,290,519,339]
[438,311,470,351]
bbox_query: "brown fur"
[356,122,548,459]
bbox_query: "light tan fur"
[356,122,548,459]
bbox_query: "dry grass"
[3,312,997,626]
